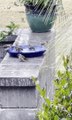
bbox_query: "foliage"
[6,22,19,35]
[19,0,62,10]
[0,32,6,41]
[19,0,63,23]
[0,22,19,41]
[33,55,72,120]
[19,0,52,6]
[19,0,57,15]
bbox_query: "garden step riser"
[0,109,37,120]
[0,87,37,108]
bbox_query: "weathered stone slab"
[0,28,55,110]
[0,28,55,120]
[1,53,44,65]
[0,109,37,120]
[0,87,37,108]
[0,29,55,88]
[0,63,39,78]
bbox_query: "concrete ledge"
[0,28,51,87]
[0,109,37,120]
[0,29,55,120]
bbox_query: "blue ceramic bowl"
[8,45,46,58]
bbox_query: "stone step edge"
[0,77,36,87]
[0,108,37,120]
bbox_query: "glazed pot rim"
[25,3,56,16]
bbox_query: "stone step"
[0,109,37,120]
[0,28,55,120]
[0,87,37,108]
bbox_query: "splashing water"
[48,0,72,71]
[44,0,72,99]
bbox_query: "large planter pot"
[25,4,56,33]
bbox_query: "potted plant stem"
[19,0,63,33]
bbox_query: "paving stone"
[0,109,37,120]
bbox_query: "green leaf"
[61,118,67,120]
[32,54,72,120]
[45,98,51,106]
[54,115,59,120]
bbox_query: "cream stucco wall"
[0,0,72,28]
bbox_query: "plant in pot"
[19,0,62,33]
[0,22,19,62]
[0,22,19,44]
